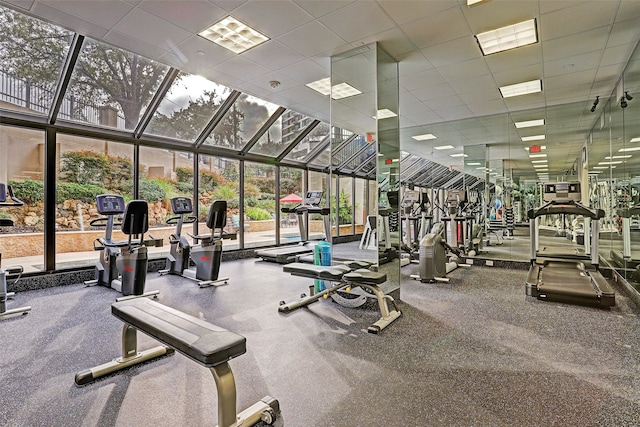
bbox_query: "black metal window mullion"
[48,34,84,125]
[194,90,241,148]
[277,119,320,161]
[44,127,56,271]
[240,107,286,155]
[134,68,180,138]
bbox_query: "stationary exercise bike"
[84,194,159,300]
[0,183,31,319]
[159,197,228,287]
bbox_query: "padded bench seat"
[343,270,386,285]
[283,262,351,281]
[112,298,246,367]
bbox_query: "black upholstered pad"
[339,260,372,270]
[343,270,387,285]
[112,299,246,367]
[283,262,351,281]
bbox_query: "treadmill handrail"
[527,200,604,220]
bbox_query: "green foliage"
[0,211,11,220]
[249,176,274,194]
[106,156,134,193]
[244,182,261,198]
[200,169,224,191]
[331,189,353,225]
[9,178,44,204]
[57,182,108,203]
[60,151,108,186]
[244,196,258,207]
[8,178,107,204]
[176,167,193,183]
[175,181,193,194]
[245,206,271,221]
[123,178,166,202]
[212,183,239,209]
[222,163,238,182]
[280,178,298,195]
[255,199,275,213]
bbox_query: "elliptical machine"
[411,222,461,283]
[0,183,31,319]
[84,194,159,300]
[159,197,228,288]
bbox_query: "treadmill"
[526,182,615,307]
[255,191,330,264]
[610,206,640,269]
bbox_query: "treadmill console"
[304,191,323,206]
[96,194,126,216]
[543,182,581,203]
[446,189,467,213]
[170,196,193,214]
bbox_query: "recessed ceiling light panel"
[500,79,542,98]
[434,145,455,150]
[521,135,545,142]
[305,78,331,96]
[374,109,397,119]
[619,146,640,152]
[198,16,269,54]
[450,153,468,158]
[515,119,545,128]
[412,133,437,141]
[529,153,547,158]
[332,82,362,100]
[475,19,538,55]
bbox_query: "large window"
[244,162,275,248]
[54,135,133,269]
[0,125,45,271]
[279,167,303,241]
[0,6,74,118]
[197,155,239,251]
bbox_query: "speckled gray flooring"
[1,255,639,426]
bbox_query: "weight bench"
[279,262,401,334]
[75,298,279,427]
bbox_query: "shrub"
[212,183,239,209]
[59,151,108,186]
[255,199,275,213]
[123,179,166,202]
[200,169,224,191]
[176,167,193,183]
[9,178,44,204]
[245,206,271,221]
[244,196,258,207]
[57,182,108,203]
[175,181,193,194]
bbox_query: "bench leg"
[357,284,402,334]
[75,323,173,386]
[278,281,346,312]
[211,363,279,427]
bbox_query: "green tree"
[0,6,168,129]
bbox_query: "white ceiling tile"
[484,43,542,74]
[103,29,168,59]
[232,1,313,38]
[140,1,226,33]
[112,7,192,50]
[276,20,346,57]
[410,83,457,102]
[278,60,329,84]
[293,0,354,18]
[437,58,491,83]
[213,55,271,82]
[320,1,395,43]
[354,28,416,59]
[401,7,469,49]
[401,69,446,92]
[461,0,538,34]
[162,35,236,69]
[544,51,600,78]
[420,37,482,68]
[209,0,248,12]
[242,41,306,71]
[31,1,110,39]
[542,27,609,62]
[246,72,297,95]
[39,0,134,28]
[2,0,35,10]
[540,2,617,41]
[379,0,455,26]
[492,63,544,87]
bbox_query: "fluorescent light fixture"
[305,78,331,95]
[605,155,632,159]
[198,16,269,54]
[467,162,482,166]
[529,154,547,158]
[521,135,545,142]
[531,160,547,163]
[450,153,468,158]
[593,166,615,169]
[630,137,640,143]
[467,0,487,5]
[412,133,437,141]
[434,145,455,150]
[475,19,537,55]
[619,146,640,152]
[598,161,623,165]
[374,109,397,119]
[499,79,542,98]
[589,170,604,174]
[515,119,544,128]
[533,164,548,168]
[476,167,487,170]
[333,82,362,100]
[306,78,362,99]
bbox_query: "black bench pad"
[343,270,387,285]
[283,262,351,281]
[112,299,246,367]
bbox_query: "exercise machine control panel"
[171,196,193,214]
[304,191,323,206]
[96,194,126,215]
[543,182,581,203]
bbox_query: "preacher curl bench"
[75,298,279,427]
[279,262,402,333]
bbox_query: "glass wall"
[279,166,303,241]
[244,162,275,248]
[197,154,239,250]
[0,125,45,272]
[54,135,133,269]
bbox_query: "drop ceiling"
[4,0,640,182]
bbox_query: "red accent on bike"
[124,265,134,272]
[200,256,211,261]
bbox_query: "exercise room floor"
[1,256,639,426]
